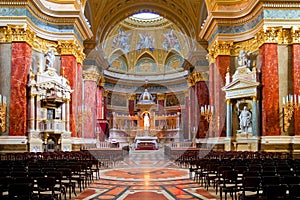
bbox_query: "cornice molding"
[201,0,300,46]
[0,0,92,44]
[207,26,300,59]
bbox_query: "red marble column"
[96,86,106,140]
[157,94,165,116]
[97,86,104,119]
[61,55,77,137]
[215,55,229,137]
[196,81,209,138]
[208,63,214,137]
[128,95,135,116]
[77,63,83,137]
[292,44,300,135]
[104,93,108,120]
[83,79,97,138]
[185,93,189,139]
[9,43,32,136]
[190,85,196,131]
[260,44,280,136]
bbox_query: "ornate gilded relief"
[0,96,7,133]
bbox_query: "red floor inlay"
[124,192,169,200]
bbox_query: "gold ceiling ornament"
[57,40,86,64]
[82,70,100,82]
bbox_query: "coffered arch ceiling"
[84,0,208,49]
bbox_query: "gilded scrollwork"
[0,102,6,133]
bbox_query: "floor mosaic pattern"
[76,149,216,200]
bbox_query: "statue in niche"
[239,106,252,133]
[45,49,55,69]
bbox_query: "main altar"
[108,87,182,143]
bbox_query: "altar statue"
[144,113,150,130]
[239,106,252,133]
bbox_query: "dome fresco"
[104,13,190,76]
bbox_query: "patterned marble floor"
[75,149,217,200]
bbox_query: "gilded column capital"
[157,93,165,101]
[0,24,35,46]
[128,94,136,101]
[57,40,86,64]
[184,91,189,97]
[104,90,109,97]
[97,76,105,87]
[255,26,292,46]
[186,75,195,87]
[83,70,100,82]
[291,26,300,44]
[208,40,233,63]
[192,71,209,83]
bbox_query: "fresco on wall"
[112,28,131,54]
[109,55,127,72]
[136,58,157,73]
[162,29,181,52]
[166,55,184,72]
[136,32,155,52]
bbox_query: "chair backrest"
[289,184,300,199]
[9,182,33,199]
[222,170,238,185]
[242,176,261,188]
[265,184,287,200]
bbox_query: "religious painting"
[162,29,181,52]
[136,58,157,73]
[166,55,184,72]
[136,32,155,52]
[112,28,131,54]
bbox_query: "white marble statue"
[45,49,55,69]
[144,113,150,130]
[239,106,252,133]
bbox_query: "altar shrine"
[109,87,182,143]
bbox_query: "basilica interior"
[1,0,300,199]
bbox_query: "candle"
[283,97,285,104]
